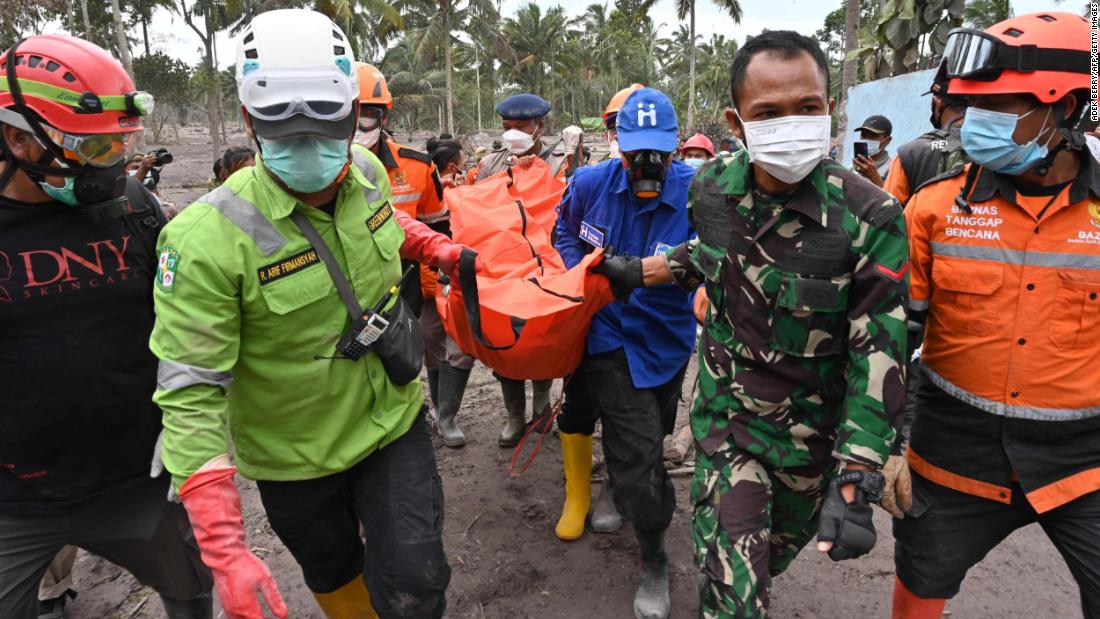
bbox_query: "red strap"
[508,376,569,478]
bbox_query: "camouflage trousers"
[692,440,832,618]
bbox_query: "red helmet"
[945,12,1090,105]
[1,35,147,135]
[680,133,715,157]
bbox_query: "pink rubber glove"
[394,208,482,276]
[179,468,288,619]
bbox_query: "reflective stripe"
[205,185,286,256]
[922,363,1100,421]
[909,299,929,311]
[931,242,1100,270]
[351,149,384,204]
[391,192,421,204]
[157,360,233,390]
[419,208,449,225]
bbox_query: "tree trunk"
[474,42,482,134]
[838,0,861,135]
[443,3,455,135]
[686,3,696,133]
[141,18,150,56]
[79,0,93,43]
[109,0,132,76]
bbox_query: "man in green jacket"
[150,10,469,619]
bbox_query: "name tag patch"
[258,248,321,285]
[580,221,605,248]
[367,203,394,233]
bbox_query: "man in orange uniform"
[352,63,465,444]
[893,13,1100,618]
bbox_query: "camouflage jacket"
[666,151,909,471]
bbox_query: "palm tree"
[962,0,1012,29]
[402,0,501,135]
[839,0,860,125]
[642,0,741,133]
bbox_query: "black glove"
[817,469,884,561]
[592,246,644,302]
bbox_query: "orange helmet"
[356,62,392,109]
[944,12,1089,104]
[603,83,643,128]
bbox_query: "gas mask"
[624,150,669,200]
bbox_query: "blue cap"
[616,87,678,153]
[494,93,551,120]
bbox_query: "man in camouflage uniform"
[595,31,909,617]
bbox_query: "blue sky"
[133,0,1068,67]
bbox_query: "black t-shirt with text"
[0,195,162,514]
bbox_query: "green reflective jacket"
[150,149,421,489]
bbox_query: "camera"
[149,147,173,167]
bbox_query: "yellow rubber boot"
[555,432,593,541]
[312,575,379,619]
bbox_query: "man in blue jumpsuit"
[553,87,696,619]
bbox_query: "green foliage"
[133,52,193,141]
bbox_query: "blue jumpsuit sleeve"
[554,175,587,269]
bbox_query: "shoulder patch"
[396,147,433,166]
[156,246,180,293]
[911,164,966,196]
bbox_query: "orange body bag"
[436,159,613,380]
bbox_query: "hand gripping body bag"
[437,158,613,380]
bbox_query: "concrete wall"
[839,68,939,168]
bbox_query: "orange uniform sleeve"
[415,164,448,225]
[883,156,911,206]
[905,189,934,321]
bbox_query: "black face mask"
[625,150,669,200]
[0,39,128,209]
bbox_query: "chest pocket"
[931,259,1003,336]
[1048,270,1100,348]
[259,263,335,315]
[367,203,404,262]
[770,274,849,357]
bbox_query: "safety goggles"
[941,27,1090,81]
[240,66,357,122]
[358,106,386,131]
[40,124,138,167]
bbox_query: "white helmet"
[236,9,359,139]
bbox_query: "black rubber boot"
[633,528,670,619]
[498,379,528,447]
[436,363,470,448]
[160,592,214,619]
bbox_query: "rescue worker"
[594,31,909,617]
[0,35,213,619]
[472,93,565,447]
[555,87,696,619]
[892,13,1100,619]
[883,77,969,205]
[149,10,470,618]
[602,83,644,161]
[556,85,647,536]
[473,93,570,182]
[351,63,467,447]
[680,133,715,168]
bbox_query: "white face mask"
[357,126,382,149]
[736,112,832,184]
[502,128,536,155]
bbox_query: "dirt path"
[63,128,1082,619]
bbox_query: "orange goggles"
[41,125,138,168]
